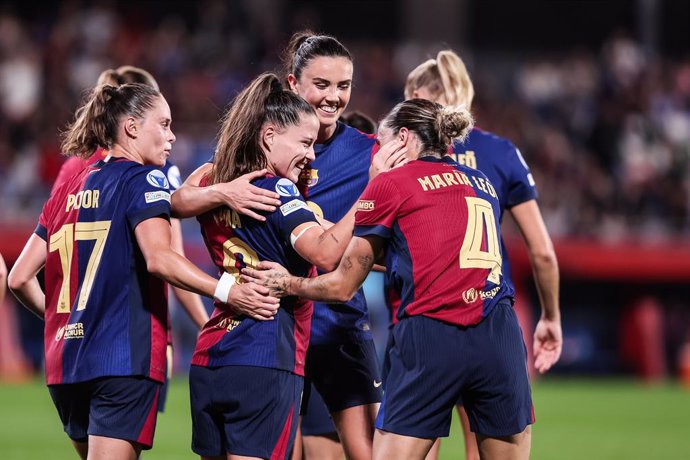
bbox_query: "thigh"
[307,340,383,413]
[375,316,463,439]
[191,365,303,460]
[463,303,534,437]
[88,376,162,450]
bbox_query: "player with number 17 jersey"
[37,157,174,385]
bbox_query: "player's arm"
[509,199,562,373]
[171,163,281,220]
[169,218,209,328]
[243,235,383,303]
[135,217,279,321]
[290,201,358,272]
[7,234,47,319]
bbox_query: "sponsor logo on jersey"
[276,178,300,197]
[357,200,375,211]
[218,317,242,332]
[144,190,171,204]
[462,288,478,303]
[280,199,309,216]
[56,323,85,341]
[299,168,319,187]
[146,170,169,189]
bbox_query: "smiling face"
[132,95,175,167]
[288,56,353,143]
[264,113,319,183]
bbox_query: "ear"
[124,117,138,139]
[398,127,410,145]
[411,90,420,99]
[287,74,299,93]
[262,124,276,150]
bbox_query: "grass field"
[1,377,689,459]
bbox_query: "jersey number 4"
[49,221,111,313]
[459,197,502,284]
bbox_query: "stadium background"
[0,0,688,458]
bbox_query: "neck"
[109,144,142,164]
[317,123,337,144]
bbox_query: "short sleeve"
[505,146,538,208]
[266,178,318,244]
[125,167,172,229]
[354,174,401,239]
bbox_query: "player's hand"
[533,316,563,374]
[369,140,408,180]
[214,169,281,221]
[225,282,280,320]
[241,261,292,298]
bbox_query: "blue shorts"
[377,302,534,438]
[48,376,161,449]
[306,339,382,413]
[190,365,303,459]
[300,382,337,437]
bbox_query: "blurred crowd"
[0,1,689,240]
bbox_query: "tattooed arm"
[242,235,382,303]
[289,200,358,272]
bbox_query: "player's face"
[135,95,175,167]
[289,56,353,141]
[266,113,319,183]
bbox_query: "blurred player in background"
[405,49,562,459]
[49,65,209,414]
[244,98,536,460]
[7,82,253,459]
[281,30,408,460]
[186,72,373,460]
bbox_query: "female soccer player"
[186,72,376,460]
[405,49,563,460]
[282,31,406,460]
[244,98,536,460]
[8,82,268,460]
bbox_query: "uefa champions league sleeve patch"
[146,170,170,189]
[275,178,300,197]
[166,165,182,190]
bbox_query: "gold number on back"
[48,220,112,313]
[459,197,502,284]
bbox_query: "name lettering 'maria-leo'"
[417,170,496,198]
[66,190,100,212]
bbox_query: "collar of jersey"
[314,121,345,154]
[418,155,453,163]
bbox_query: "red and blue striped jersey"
[192,176,316,376]
[355,156,514,326]
[36,158,172,385]
[298,122,377,345]
[448,127,537,288]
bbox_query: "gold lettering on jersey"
[218,317,242,332]
[66,190,100,212]
[220,210,242,229]
[445,150,477,169]
[417,171,473,191]
[471,176,497,198]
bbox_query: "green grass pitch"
[1,377,688,459]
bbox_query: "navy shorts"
[300,382,337,437]
[306,339,382,413]
[376,302,534,438]
[48,376,161,449]
[190,365,303,459]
